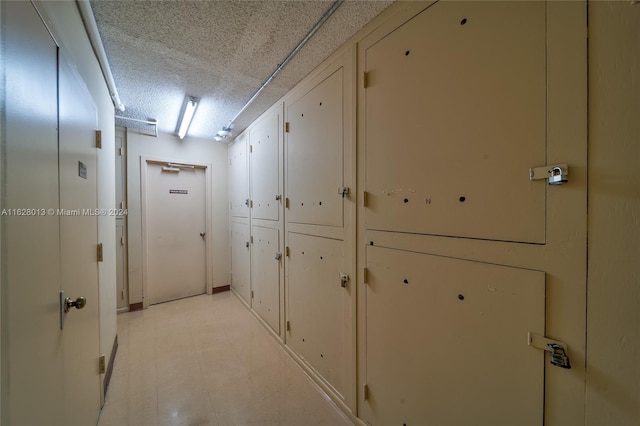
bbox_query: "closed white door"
[3,2,64,424]
[146,163,206,304]
[58,51,102,425]
[3,2,101,424]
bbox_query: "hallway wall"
[126,130,229,307]
[231,1,640,425]
[586,2,640,425]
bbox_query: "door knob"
[200,232,206,239]
[64,296,86,313]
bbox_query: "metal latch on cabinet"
[528,333,571,369]
[338,187,350,198]
[529,164,568,185]
[275,252,282,261]
[340,273,350,288]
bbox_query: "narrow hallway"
[98,293,352,426]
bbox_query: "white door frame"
[140,156,213,309]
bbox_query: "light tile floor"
[97,292,353,426]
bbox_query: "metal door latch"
[548,344,571,369]
[528,332,572,370]
[244,198,250,207]
[245,241,250,248]
[338,187,350,198]
[275,252,282,261]
[529,164,569,185]
[340,273,349,288]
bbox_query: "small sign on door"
[78,161,87,179]
[169,189,188,194]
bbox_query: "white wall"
[34,0,118,395]
[586,2,640,425]
[126,130,229,306]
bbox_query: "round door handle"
[64,296,86,313]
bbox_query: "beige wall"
[34,0,118,393]
[586,2,640,425]
[126,130,229,306]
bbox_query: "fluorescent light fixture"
[177,96,199,139]
[217,128,232,137]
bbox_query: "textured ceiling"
[89,0,394,140]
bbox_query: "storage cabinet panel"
[286,69,344,227]
[251,226,280,334]
[364,1,546,243]
[363,245,545,425]
[250,108,280,221]
[230,221,251,304]
[229,134,249,218]
[287,232,347,398]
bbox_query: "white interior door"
[58,52,101,425]
[146,163,206,304]
[2,2,101,424]
[2,2,64,424]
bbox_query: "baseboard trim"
[103,335,118,397]
[129,302,143,311]
[212,284,230,294]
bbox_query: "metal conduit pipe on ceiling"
[77,0,125,112]
[226,0,344,130]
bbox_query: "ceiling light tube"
[177,96,199,139]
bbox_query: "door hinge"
[97,243,103,262]
[118,147,123,156]
[251,290,254,299]
[250,236,254,244]
[95,130,102,149]
[286,320,291,332]
[528,332,571,369]
[362,190,368,207]
[120,290,125,300]
[285,246,290,257]
[338,187,350,198]
[363,267,369,284]
[249,144,253,153]
[99,355,106,374]
[285,197,290,208]
[285,122,290,133]
[363,384,369,401]
[120,236,124,246]
[363,72,369,89]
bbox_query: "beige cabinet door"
[250,109,281,221]
[146,163,206,304]
[287,232,348,398]
[286,69,345,227]
[365,246,545,425]
[231,221,252,305]
[58,52,102,425]
[364,0,545,244]
[251,226,281,333]
[229,135,249,218]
